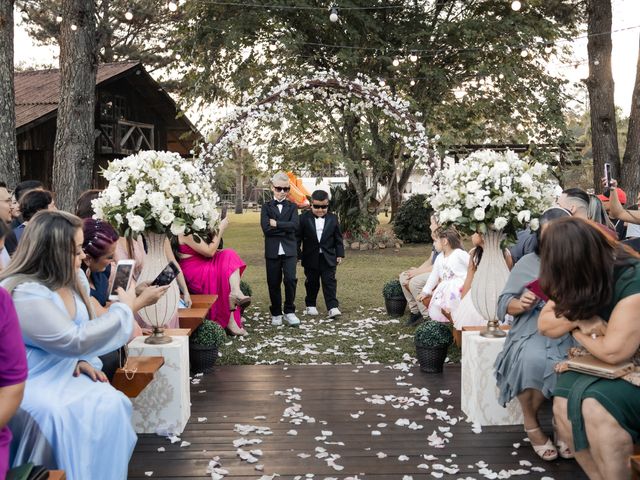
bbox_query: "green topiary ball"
[414,320,454,348]
[393,194,434,243]
[382,279,404,298]
[191,320,227,347]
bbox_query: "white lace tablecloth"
[461,331,523,426]
[128,335,191,434]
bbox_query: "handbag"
[566,354,634,379]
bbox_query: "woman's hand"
[74,361,107,382]
[116,283,137,312]
[575,316,607,338]
[135,281,150,296]
[134,285,170,311]
[519,290,538,311]
[182,291,192,308]
[219,218,230,232]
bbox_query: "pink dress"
[178,244,247,329]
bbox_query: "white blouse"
[421,248,470,296]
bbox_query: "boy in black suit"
[297,190,344,319]
[261,172,300,326]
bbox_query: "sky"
[13,0,640,115]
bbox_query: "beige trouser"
[399,271,431,317]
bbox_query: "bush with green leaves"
[382,279,404,299]
[191,320,227,347]
[330,184,378,237]
[240,280,252,297]
[414,320,454,348]
[393,194,433,244]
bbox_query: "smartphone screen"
[221,205,228,220]
[151,262,179,287]
[604,163,612,195]
[110,263,133,296]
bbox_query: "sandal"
[525,426,558,461]
[229,294,252,311]
[552,419,575,459]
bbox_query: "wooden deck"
[129,364,587,479]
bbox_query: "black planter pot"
[189,343,219,374]
[415,344,449,373]
[384,296,407,316]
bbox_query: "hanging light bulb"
[409,53,418,62]
[511,1,522,11]
[410,80,416,86]
[379,79,386,87]
[70,24,77,31]
[56,15,63,23]
[269,44,277,52]
[392,58,400,67]
[520,49,528,58]
[125,10,133,20]
[544,45,553,54]
[329,6,339,23]
[168,1,178,12]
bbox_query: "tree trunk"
[0,1,19,188]
[235,152,244,214]
[586,0,620,191]
[52,0,97,211]
[388,174,402,222]
[621,35,640,206]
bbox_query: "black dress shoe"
[405,312,423,326]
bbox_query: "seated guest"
[538,217,640,479]
[10,180,44,229]
[0,288,28,479]
[494,207,575,462]
[0,211,137,479]
[557,188,590,218]
[177,215,249,336]
[452,232,513,332]
[417,227,469,323]
[400,215,439,325]
[588,195,617,237]
[13,190,56,244]
[0,183,18,256]
[81,219,168,379]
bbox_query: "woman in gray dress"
[494,207,576,461]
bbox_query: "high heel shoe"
[552,418,575,459]
[229,294,252,311]
[524,426,558,461]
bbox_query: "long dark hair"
[539,217,639,321]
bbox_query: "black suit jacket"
[261,199,299,258]
[297,211,345,269]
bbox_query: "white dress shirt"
[315,216,325,252]
[277,202,285,255]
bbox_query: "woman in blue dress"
[0,210,137,480]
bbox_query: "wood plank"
[48,471,66,480]
[189,294,218,305]
[178,307,208,331]
[632,454,640,480]
[112,356,164,398]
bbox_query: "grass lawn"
[215,211,461,365]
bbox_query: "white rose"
[493,216,508,231]
[114,213,123,225]
[126,213,146,233]
[170,220,186,236]
[159,210,175,226]
[473,207,486,221]
[193,218,207,231]
[517,210,531,224]
[530,218,540,231]
[148,192,166,212]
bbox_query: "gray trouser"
[399,270,431,316]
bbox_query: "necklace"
[118,344,137,380]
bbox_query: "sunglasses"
[312,204,328,209]
[273,186,290,192]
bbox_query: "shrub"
[330,184,378,237]
[393,194,433,243]
[191,320,227,347]
[382,279,404,298]
[414,320,454,348]
[240,280,252,297]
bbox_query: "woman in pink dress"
[177,217,250,335]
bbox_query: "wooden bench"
[49,471,66,480]
[178,294,217,331]
[112,356,164,398]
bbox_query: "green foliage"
[414,320,454,348]
[191,320,226,347]
[393,194,433,244]
[240,280,252,297]
[330,184,378,237]
[382,279,404,299]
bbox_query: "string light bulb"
[520,49,528,58]
[544,45,553,54]
[511,1,522,11]
[70,24,77,31]
[392,58,400,67]
[168,1,178,12]
[410,80,416,86]
[329,6,339,23]
[125,10,133,20]
[56,15,62,23]
[269,44,277,52]
[409,53,418,62]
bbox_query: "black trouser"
[304,255,338,310]
[266,255,297,315]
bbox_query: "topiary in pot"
[414,320,454,373]
[189,320,227,374]
[393,194,434,244]
[383,279,407,316]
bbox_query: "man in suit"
[297,190,344,319]
[260,172,300,326]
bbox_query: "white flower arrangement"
[93,150,219,238]
[427,150,559,240]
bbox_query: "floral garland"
[93,150,219,239]
[198,70,435,171]
[426,149,559,241]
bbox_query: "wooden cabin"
[15,61,201,188]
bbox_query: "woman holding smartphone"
[0,210,136,479]
[494,207,576,462]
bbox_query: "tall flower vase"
[470,229,510,338]
[138,231,180,344]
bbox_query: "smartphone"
[604,163,612,197]
[109,260,135,301]
[151,262,180,287]
[524,279,549,302]
[221,205,228,220]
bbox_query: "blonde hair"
[271,172,289,184]
[0,210,94,318]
